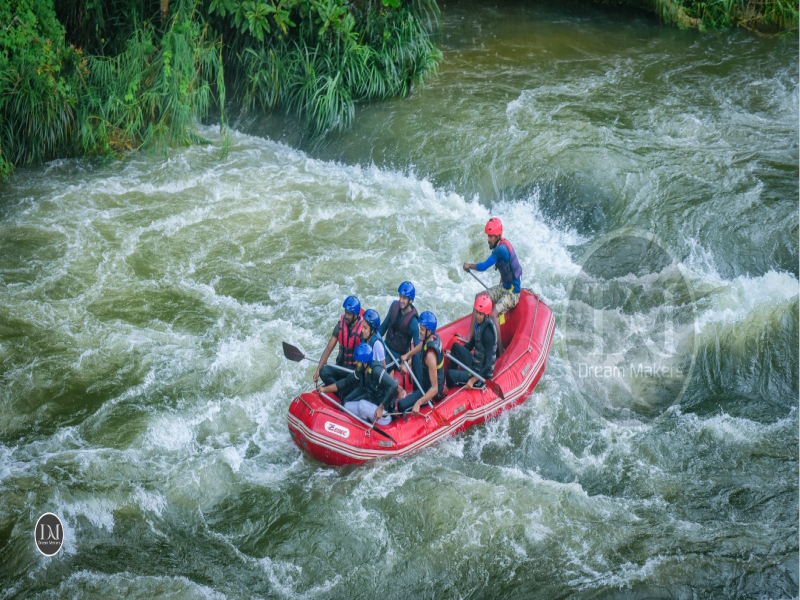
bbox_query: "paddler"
[318,343,400,425]
[447,294,497,389]
[462,217,522,355]
[361,309,387,368]
[376,311,444,418]
[313,295,363,385]
[379,281,422,383]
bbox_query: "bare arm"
[401,341,423,363]
[313,336,338,381]
[411,352,439,413]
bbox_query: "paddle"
[403,358,426,397]
[400,356,449,424]
[317,391,395,444]
[467,268,491,291]
[282,342,353,374]
[284,343,396,443]
[469,266,541,300]
[445,351,505,400]
[375,332,400,370]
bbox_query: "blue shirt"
[476,244,521,293]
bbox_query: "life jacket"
[357,361,394,405]
[336,314,363,367]
[495,238,523,287]
[384,300,418,355]
[364,361,384,395]
[471,318,497,379]
[421,333,445,399]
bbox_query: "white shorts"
[344,400,392,426]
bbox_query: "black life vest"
[384,300,418,354]
[471,318,497,379]
[336,314,363,367]
[356,361,392,405]
[421,333,445,399]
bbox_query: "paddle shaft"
[446,351,487,383]
[467,269,490,291]
[403,359,426,396]
[318,391,372,427]
[282,342,353,374]
[402,358,437,413]
[307,354,353,374]
[376,333,400,370]
[318,391,395,443]
[470,267,542,301]
[378,334,429,401]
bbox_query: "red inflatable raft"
[287,290,555,465]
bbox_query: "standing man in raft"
[462,217,522,355]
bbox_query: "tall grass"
[224,0,441,139]
[653,0,798,30]
[1,0,439,179]
[5,0,793,181]
[80,4,225,155]
[0,0,225,179]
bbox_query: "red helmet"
[474,294,493,315]
[484,217,502,237]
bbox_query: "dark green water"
[1,1,797,598]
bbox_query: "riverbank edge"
[1,0,796,184]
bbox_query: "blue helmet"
[343,295,361,315]
[363,309,380,331]
[354,342,373,365]
[419,311,437,334]
[398,281,415,301]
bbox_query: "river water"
[1,1,797,598]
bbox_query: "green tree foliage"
[0,0,225,180]
[0,0,87,176]
[601,0,797,31]
[215,0,441,137]
[0,0,440,180]
[80,7,226,155]
[2,0,796,181]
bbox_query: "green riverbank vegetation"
[0,0,795,181]
[0,0,440,179]
[601,0,798,32]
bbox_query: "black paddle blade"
[486,379,505,400]
[282,341,306,363]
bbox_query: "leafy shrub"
[0,0,88,176]
[211,0,441,138]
